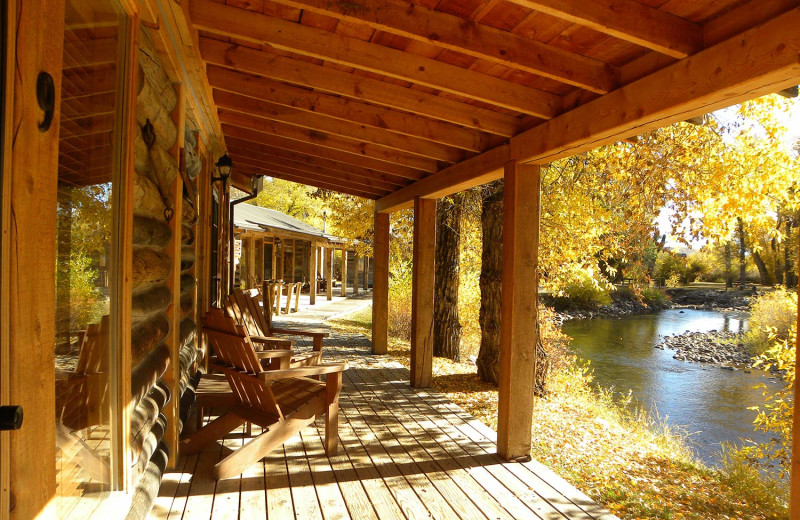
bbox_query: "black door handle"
[0,405,23,430]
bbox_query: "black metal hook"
[36,72,55,132]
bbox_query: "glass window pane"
[55,0,125,513]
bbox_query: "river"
[561,308,785,466]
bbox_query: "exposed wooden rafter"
[265,0,617,94]
[213,89,467,163]
[205,65,493,152]
[376,7,800,212]
[505,0,703,59]
[199,38,525,138]
[237,164,382,199]
[190,0,562,118]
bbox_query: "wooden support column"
[340,248,348,297]
[309,242,317,305]
[275,238,284,281]
[497,161,540,461]
[291,238,297,282]
[163,83,186,469]
[353,252,360,296]
[255,237,264,286]
[327,247,334,300]
[791,225,800,517]
[246,236,256,289]
[364,256,370,290]
[410,197,435,388]
[372,212,390,354]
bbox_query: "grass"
[328,305,789,520]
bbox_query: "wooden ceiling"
[186,0,800,207]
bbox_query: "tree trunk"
[737,217,746,287]
[477,182,503,384]
[786,220,797,288]
[433,193,463,361]
[724,241,733,289]
[751,250,771,286]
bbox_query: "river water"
[561,308,785,466]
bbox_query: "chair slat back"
[202,308,281,416]
[75,315,109,375]
[241,289,271,336]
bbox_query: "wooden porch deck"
[151,342,617,520]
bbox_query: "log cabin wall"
[126,28,201,518]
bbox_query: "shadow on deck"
[151,343,618,520]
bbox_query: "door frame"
[0,0,13,515]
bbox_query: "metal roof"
[233,203,338,242]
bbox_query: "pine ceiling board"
[227,0,265,13]
[402,39,448,60]
[261,1,302,19]
[511,10,571,42]
[335,18,378,41]
[477,1,532,30]
[436,0,486,19]
[659,0,748,23]
[299,9,340,32]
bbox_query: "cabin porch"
[153,338,614,520]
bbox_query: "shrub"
[388,261,413,341]
[653,250,708,286]
[743,288,797,354]
[551,266,613,310]
[641,286,669,307]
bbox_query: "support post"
[411,197,435,388]
[340,248,348,297]
[364,257,369,290]
[309,243,317,305]
[327,247,334,300]
[791,224,800,517]
[353,252,360,295]
[497,161,540,461]
[372,212,390,354]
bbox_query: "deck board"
[154,345,618,520]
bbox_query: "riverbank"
[549,286,759,323]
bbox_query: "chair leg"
[214,413,317,480]
[180,412,246,454]
[325,372,342,455]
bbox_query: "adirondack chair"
[55,316,109,431]
[229,288,329,367]
[182,308,346,480]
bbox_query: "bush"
[641,286,669,307]
[388,261,413,341]
[551,267,613,310]
[653,250,708,286]
[743,288,797,354]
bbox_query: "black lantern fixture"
[212,153,233,185]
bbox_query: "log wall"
[126,29,202,518]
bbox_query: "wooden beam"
[234,157,391,196]
[793,224,800,517]
[200,38,523,137]
[326,247,334,300]
[218,109,441,173]
[497,161,540,461]
[190,0,562,118]
[266,0,616,94]
[410,197,435,388]
[225,136,413,187]
[511,8,800,164]
[309,243,317,305]
[340,249,347,297]
[378,8,800,210]
[372,212,389,355]
[228,147,406,191]
[222,125,427,180]
[237,165,381,199]
[353,252,359,296]
[506,0,703,59]
[213,89,466,163]
[376,145,509,213]
[206,65,492,152]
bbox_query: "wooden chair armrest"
[254,349,293,359]
[250,335,293,349]
[270,327,329,339]
[258,362,348,381]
